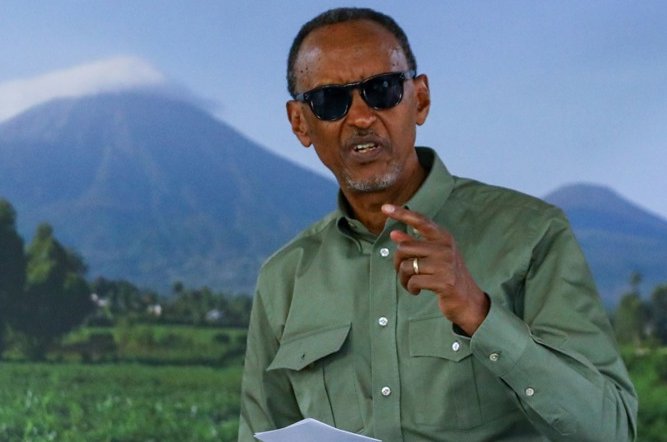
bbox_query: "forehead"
[294,20,408,90]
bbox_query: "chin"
[344,171,400,193]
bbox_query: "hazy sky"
[1,1,666,219]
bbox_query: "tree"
[224,294,252,327]
[161,283,252,327]
[650,284,667,344]
[0,199,26,356]
[90,277,155,318]
[614,272,648,345]
[165,286,220,325]
[614,293,648,345]
[14,223,94,359]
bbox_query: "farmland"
[1,323,666,441]
[0,324,245,442]
[0,362,242,441]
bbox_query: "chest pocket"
[405,315,483,429]
[268,323,363,432]
[269,323,350,371]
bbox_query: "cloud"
[0,56,168,122]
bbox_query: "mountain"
[0,92,338,294]
[1,93,664,304]
[545,183,667,305]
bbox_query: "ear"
[413,74,431,126]
[286,101,312,147]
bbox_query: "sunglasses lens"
[300,71,412,121]
[363,74,404,109]
[309,87,351,121]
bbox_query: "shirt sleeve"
[238,288,303,441]
[469,209,638,441]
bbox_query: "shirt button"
[451,341,461,352]
[489,352,499,362]
[378,317,388,327]
[525,387,535,397]
[381,386,392,397]
[379,247,390,257]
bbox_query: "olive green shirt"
[239,148,637,441]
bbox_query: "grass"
[58,323,247,366]
[0,361,243,441]
[622,346,667,441]
[3,324,666,441]
[0,323,247,441]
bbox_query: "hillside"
[0,92,337,293]
[545,183,667,305]
[1,93,665,303]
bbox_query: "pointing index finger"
[381,204,439,239]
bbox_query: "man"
[239,7,637,441]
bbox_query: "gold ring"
[412,257,420,275]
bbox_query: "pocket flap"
[268,323,351,371]
[409,315,472,361]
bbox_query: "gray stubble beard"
[342,162,402,193]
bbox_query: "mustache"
[344,131,386,149]
[345,134,387,149]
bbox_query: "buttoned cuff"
[469,297,532,377]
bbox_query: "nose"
[345,90,376,128]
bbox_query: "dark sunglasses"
[294,70,417,121]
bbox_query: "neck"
[342,162,427,236]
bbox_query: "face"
[287,20,430,194]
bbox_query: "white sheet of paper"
[254,418,381,442]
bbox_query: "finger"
[405,274,447,297]
[396,257,417,288]
[398,256,429,276]
[396,263,421,295]
[406,274,427,295]
[394,239,449,260]
[393,242,451,275]
[389,229,413,244]
[397,263,412,290]
[392,237,432,270]
[382,204,442,240]
[397,257,434,292]
[403,274,441,295]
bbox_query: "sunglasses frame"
[294,69,417,121]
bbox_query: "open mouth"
[353,142,378,153]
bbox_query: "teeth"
[354,143,376,152]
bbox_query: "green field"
[1,324,666,441]
[622,347,667,442]
[59,323,248,366]
[0,362,243,442]
[0,324,246,442]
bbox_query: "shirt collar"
[405,147,455,221]
[335,147,455,241]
